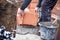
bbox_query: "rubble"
[0,0,24,31]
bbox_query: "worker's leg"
[39,22,57,40]
[40,7,51,22]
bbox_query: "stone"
[16,26,39,35]
[14,34,41,40]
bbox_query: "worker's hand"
[35,7,39,13]
[17,8,25,16]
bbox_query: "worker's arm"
[17,0,31,16]
[37,0,42,8]
[20,0,32,10]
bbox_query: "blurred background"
[0,0,60,40]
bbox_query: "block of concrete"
[14,34,41,40]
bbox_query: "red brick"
[31,0,38,3]
[29,9,38,14]
[30,3,37,9]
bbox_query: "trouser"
[38,7,56,40]
[39,0,57,22]
[39,25,56,40]
[39,7,51,22]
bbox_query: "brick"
[31,0,38,3]
[30,3,37,9]
[29,9,38,14]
